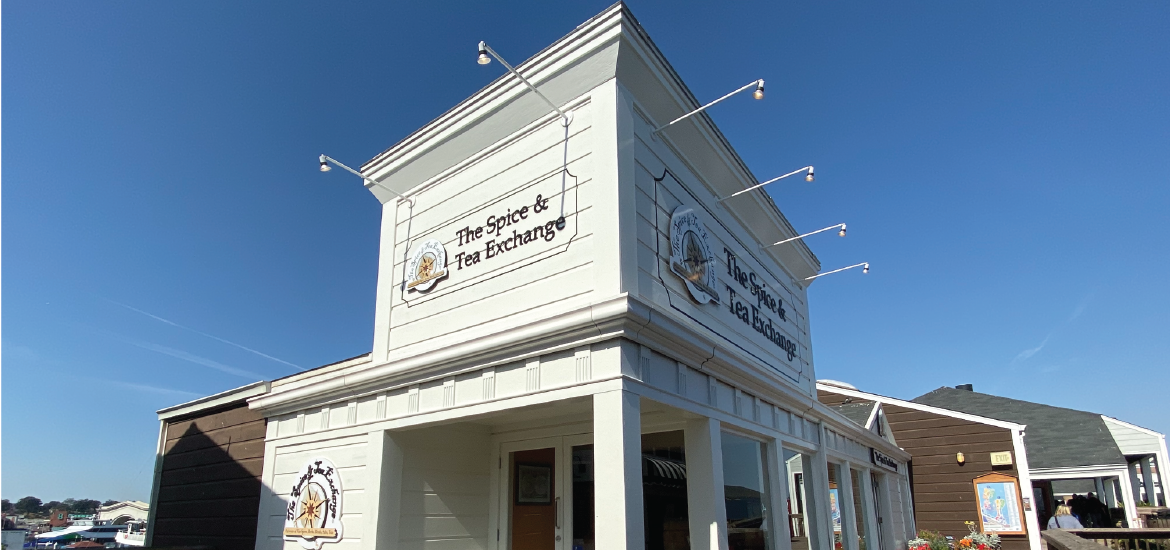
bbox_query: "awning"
[643,454,687,480]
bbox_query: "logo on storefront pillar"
[283,458,343,550]
[406,239,449,292]
[669,206,720,304]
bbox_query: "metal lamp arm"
[765,224,846,248]
[320,155,413,205]
[480,42,571,125]
[805,262,869,281]
[652,79,763,135]
[719,166,813,202]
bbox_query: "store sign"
[406,239,449,292]
[451,194,565,271]
[283,458,344,550]
[871,449,900,473]
[722,248,798,361]
[990,451,1013,466]
[669,206,720,304]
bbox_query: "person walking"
[1047,504,1084,529]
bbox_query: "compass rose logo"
[669,207,720,304]
[283,458,343,549]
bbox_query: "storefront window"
[721,432,771,550]
[851,468,869,550]
[642,431,689,550]
[783,448,818,550]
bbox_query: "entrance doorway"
[498,435,594,550]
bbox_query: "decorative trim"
[442,378,456,408]
[482,369,496,400]
[346,401,357,426]
[376,393,387,420]
[525,358,541,392]
[575,347,592,382]
[407,386,420,413]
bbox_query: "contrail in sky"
[128,339,267,380]
[108,299,305,371]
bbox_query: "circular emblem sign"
[283,458,343,550]
[406,239,449,292]
[669,206,720,304]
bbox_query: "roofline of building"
[156,380,270,420]
[1101,415,1168,439]
[815,382,1027,432]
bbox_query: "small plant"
[957,521,1001,550]
[910,530,951,550]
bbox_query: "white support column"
[364,430,404,550]
[1140,457,1156,505]
[685,417,728,550]
[1095,478,1107,502]
[593,390,644,550]
[1118,468,1140,527]
[1104,478,1118,507]
[837,462,859,550]
[1130,461,1144,504]
[765,439,793,550]
[858,468,881,550]
[810,426,834,550]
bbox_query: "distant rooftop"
[912,386,1126,470]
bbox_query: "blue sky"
[4,1,1168,501]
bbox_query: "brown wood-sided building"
[145,382,270,550]
[817,382,1042,550]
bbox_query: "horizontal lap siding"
[154,403,266,550]
[386,102,597,360]
[881,402,1028,550]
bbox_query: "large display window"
[722,432,772,550]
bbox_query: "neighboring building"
[95,501,149,525]
[144,382,269,550]
[148,4,918,550]
[46,510,69,529]
[912,386,1162,527]
[818,382,1043,550]
[1102,416,1169,507]
[1,529,27,550]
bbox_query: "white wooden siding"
[384,101,598,362]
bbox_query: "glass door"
[498,435,593,550]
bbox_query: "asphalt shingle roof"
[912,387,1126,470]
[829,402,876,428]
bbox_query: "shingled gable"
[912,387,1126,470]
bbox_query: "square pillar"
[837,462,860,550]
[364,430,404,550]
[765,440,794,550]
[593,390,644,550]
[858,468,882,550]
[685,417,728,550]
[1140,457,1156,505]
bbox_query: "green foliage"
[14,497,42,515]
[1,500,12,513]
[910,530,952,550]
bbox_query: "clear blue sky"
[4,1,1168,502]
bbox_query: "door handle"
[555,496,561,529]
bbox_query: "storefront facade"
[147,5,915,550]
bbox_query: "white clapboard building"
[146,5,916,550]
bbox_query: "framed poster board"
[829,483,842,532]
[972,473,1026,535]
[514,463,552,505]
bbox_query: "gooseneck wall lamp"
[652,79,765,136]
[805,262,869,281]
[765,223,846,248]
[718,165,814,202]
[478,41,573,126]
[319,154,414,205]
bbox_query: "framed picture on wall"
[515,463,553,505]
[972,473,1026,535]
